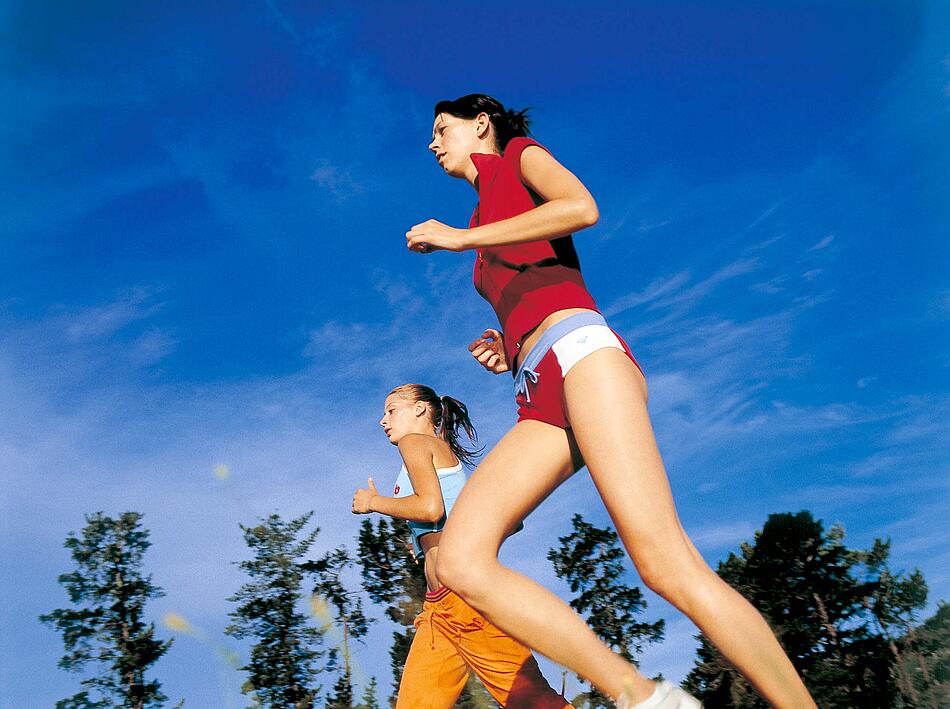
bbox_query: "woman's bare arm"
[352,434,445,523]
[406,146,599,252]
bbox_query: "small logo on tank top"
[394,484,400,495]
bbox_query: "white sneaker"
[616,679,702,709]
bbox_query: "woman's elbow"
[575,199,599,229]
[425,502,445,523]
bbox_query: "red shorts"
[515,327,641,429]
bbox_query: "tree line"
[41,510,946,708]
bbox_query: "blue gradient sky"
[2,1,948,706]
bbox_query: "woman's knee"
[435,547,493,599]
[633,546,710,602]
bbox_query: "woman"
[351,383,570,709]
[406,95,817,709]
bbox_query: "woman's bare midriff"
[419,532,443,592]
[512,307,597,372]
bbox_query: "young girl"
[351,383,570,709]
[405,95,818,709]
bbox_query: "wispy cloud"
[131,327,177,366]
[262,0,342,65]
[745,201,784,231]
[808,234,835,251]
[649,258,761,311]
[61,287,164,342]
[689,521,756,551]
[310,162,363,201]
[602,270,691,317]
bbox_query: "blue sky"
[2,1,948,705]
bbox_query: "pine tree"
[894,603,949,708]
[355,676,380,709]
[306,546,372,709]
[857,540,937,708]
[325,667,355,709]
[39,511,171,709]
[684,511,926,708]
[226,512,327,708]
[548,514,664,708]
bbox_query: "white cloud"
[309,162,363,200]
[62,287,164,342]
[649,258,761,312]
[743,234,785,254]
[745,201,784,231]
[638,217,673,233]
[262,0,344,65]
[689,521,755,551]
[808,234,835,251]
[603,270,691,318]
[132,327,177,366]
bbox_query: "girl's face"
[428,112,494,178]
[379,394,428,445]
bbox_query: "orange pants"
[396,587,572,708]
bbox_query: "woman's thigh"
[563,348,698,563]
[440,419,581,557]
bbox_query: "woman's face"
[428,112,492,177]
[379,393,426,445]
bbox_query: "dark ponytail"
[433,93,532,152]
[438,394,482,467]
[389,384,483,467]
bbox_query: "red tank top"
[468,137,599,362]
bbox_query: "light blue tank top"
[392,460,466,558]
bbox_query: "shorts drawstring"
[428,607,437,649]
[512,311,608,403]
[514,367,539,402]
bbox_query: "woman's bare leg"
[564,347,816,709]
[436,420,657,702]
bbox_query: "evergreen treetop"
[226,511,327,708]
[40,511,171,709]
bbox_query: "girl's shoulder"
[399,433,459,467]
[397,432,438,455]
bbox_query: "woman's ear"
[414,401,428,418]
[474,112,492,140]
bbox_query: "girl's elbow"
[425,503,445,523]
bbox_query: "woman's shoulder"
[504,136,550,161]
[503,137,554,186]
